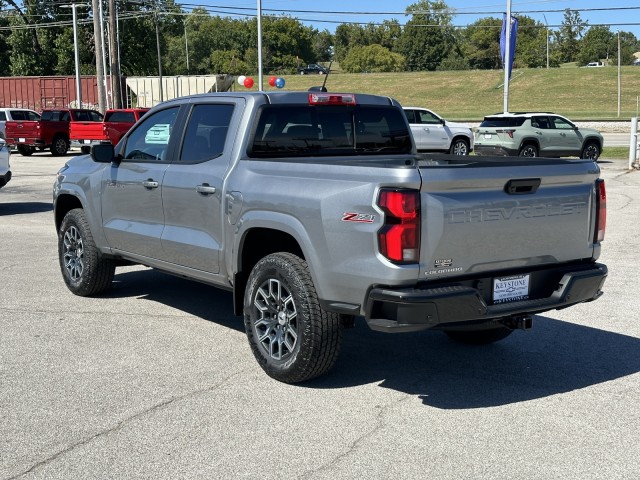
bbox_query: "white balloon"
[237,75,246,86]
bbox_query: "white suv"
[0,138,11,189]
[403,107,473,155]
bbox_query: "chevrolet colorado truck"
[70,108,149,153]
[53,91,608,383]
[6,108,102,156]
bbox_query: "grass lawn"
[259,66,640,121]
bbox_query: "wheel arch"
[233,226,305,315]
[518,137,540,150]
[54,193,84,231]
[583,136,603,150]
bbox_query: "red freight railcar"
[0,76,115,112]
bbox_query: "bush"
[341,44,406,73]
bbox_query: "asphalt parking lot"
[1,151,639,479]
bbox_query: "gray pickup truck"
[53,91,608,383]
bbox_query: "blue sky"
[191,1,640,36]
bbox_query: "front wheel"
[17,145,35,156]
[58,208,115,296]
[244,252,343,383]
[443,326,513,345]
[581,141,600,161]
[519,144,538,157]
[450,138,470,155]
[51,136,69,156]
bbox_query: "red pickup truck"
[5,108,103,156]
[70,108,149,153]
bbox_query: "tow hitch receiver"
[499,315,533,330]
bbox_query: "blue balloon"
[275,77,285,89]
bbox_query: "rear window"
[250,105,412,157]
[480,117,527,128]
[106,111,136,123]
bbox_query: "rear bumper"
[7,137,44,147]
[364,263,607,332]
[474,144,518,156]
[70,139,109,148]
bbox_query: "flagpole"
[503,0,512,113]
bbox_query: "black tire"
[443,327,513,345]
[81,146,91,154]
[58,208,115,296]
[17,145,35,156]
[581,141,600,161]
[244,252,343,383]
[51,136,69,156]
[519,144,538,157]
[450,138,470,155]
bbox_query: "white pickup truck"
[53,91,607,383]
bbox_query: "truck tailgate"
[70,122,106,141]
[5,120,39,141]
[417,156,600,279]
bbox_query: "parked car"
[585,62,605,67]
[403,107,473,155]
[473,112,603,160]
[70,108,149,153]
[0,108,41,141]
[0,138,11,189]
[297,63,329,75]
[5,108,102,156]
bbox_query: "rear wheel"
[81,146,91,154]
[58,208,115,296]
[581,141,600,161]
[450,138,470,155]
[244,252,343,383]
[51,136,69,156]
[17,145,35,156]
[443,326,513,345]
[519,144,538,157]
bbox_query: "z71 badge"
[342,212,375,223]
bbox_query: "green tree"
[554,9,587,63]
[513,16,548,68]
[462,17,502,70]
[341,44,405,73]
[396,0,455,71]
[577,26,614,66]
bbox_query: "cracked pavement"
[1,153,639,479]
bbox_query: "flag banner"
[500,14,518,79]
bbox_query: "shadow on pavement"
[100,267,640,408]
[0,201,52,215]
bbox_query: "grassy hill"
[266,66,640,121]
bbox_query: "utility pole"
[155,6,163,103]
[108,0,121,108]
[92,0,106,113]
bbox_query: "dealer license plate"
[484,133,492,139]
[19,137,25,143]
[493,274,530,304]
[83,140,91,144]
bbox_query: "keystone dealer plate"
[492,274,530,304]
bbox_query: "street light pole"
[617,30,621,118]
[543,14,549,69]
[257,0,263,90]
[62,4,85,108]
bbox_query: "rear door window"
[106,111,136,123]
[179,103,234,163]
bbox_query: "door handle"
[196,184,216,195]
[142,179,159,189]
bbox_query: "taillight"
[594,179,606,243]
[496,129,515,138]
[308,93,356,106]
[377,189,420,264]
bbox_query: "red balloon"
[244,77,254,88]
[268,76,277,87]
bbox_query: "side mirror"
[91,143,116,163]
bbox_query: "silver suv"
[474,112,603,160]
